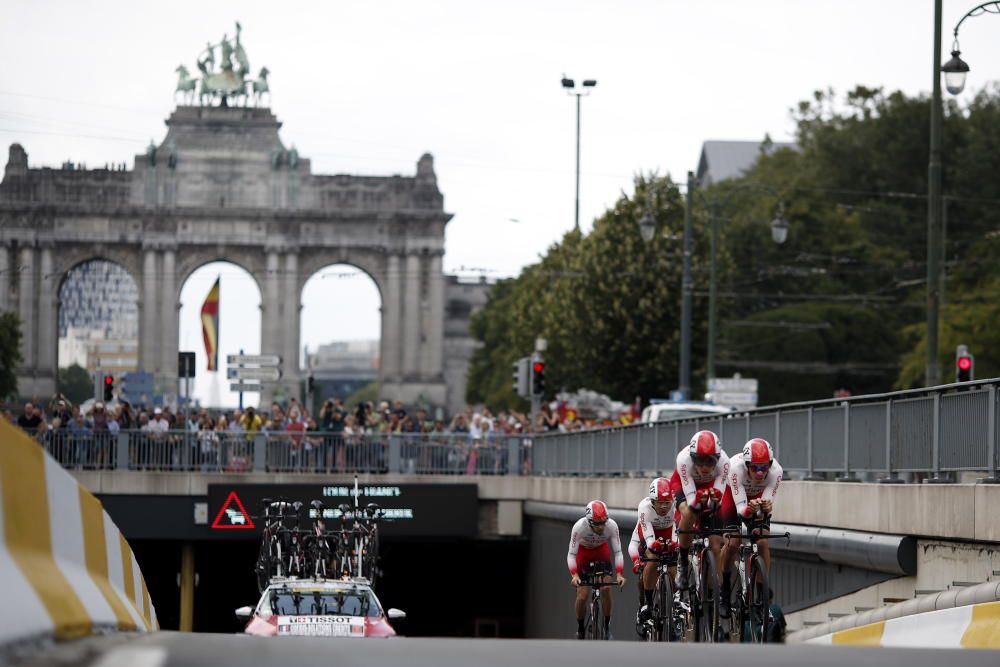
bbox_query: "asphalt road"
[58,633,999,667]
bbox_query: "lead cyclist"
[720,438,782,619]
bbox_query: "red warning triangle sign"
[211,491,256,529]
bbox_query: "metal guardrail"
[31,379,1000,480]
[531,379,1000,481]
[39,429,532,476]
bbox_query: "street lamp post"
[638,176,787,397]
[926,1,1000,387]
[561,76,597,232]
[697,184,787,381]
[679,172,695,400]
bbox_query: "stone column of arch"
[282,250,300,398]
[380,253,402,384]
[139,246,159,377]
[161,245,179,399]
[423,250,445,379]
[402,251,421,378]
[36,243,57,383]
[18,243,36,371]
[259,248,282,406]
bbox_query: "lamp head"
[771,206,789,245]
[942,50,970,95]
[638,212,656,243]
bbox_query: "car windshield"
[265,587,380,618]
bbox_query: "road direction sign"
[708,377,759,393]
[230,382,263,393]
[227,367,281,381]
[227,354,281,366]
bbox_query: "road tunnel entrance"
[103,484,527,637]
[130,537,527,636]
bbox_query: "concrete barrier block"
[0,421,156,648]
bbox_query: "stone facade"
[0,105,481,412]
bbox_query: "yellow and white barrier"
[0,420,157,646]
[808,601,1000,649]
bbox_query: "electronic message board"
[207,483,478,539]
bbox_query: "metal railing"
[31,379,1000,481]
[531,379,1000,481]
[38,429,533,476]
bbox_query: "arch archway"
[178,261,263,408]
[299,263,382,417]
[55,259,140,404]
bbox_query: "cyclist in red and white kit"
[567,500,626,639]
[629,477,675,628]
[721,438,783,615]
[670,430,734,591]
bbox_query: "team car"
[236,578,405,638]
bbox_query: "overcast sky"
[4,1,998,405]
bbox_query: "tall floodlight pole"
[926,0,944,388]
[561,76,597,231]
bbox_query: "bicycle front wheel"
[584,591,599,640]
[645,583,662,642]
[748,555,770,643]
[660,570,676,642]
[699,550,721,643]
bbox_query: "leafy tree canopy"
[467,85,1000,406]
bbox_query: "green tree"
[467,85,1000,407]
[0,313,21,399]
[714,85,1000,400]
[58,363,94,405]
[467,174,698,407]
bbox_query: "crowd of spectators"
[3,393,593,474]
[2,393,596,441]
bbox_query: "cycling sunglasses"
[749,463,771,474]
[588,519,608,528]
[692,455,719,467]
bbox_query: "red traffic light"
[957,356,972,371]
[533,362,545,373]
[103,375,114,386]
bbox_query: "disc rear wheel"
[748,555,770,643]
[699,550,721,643]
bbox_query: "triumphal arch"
[0,25,470,409]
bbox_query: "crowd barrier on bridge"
[0,420,156,651]
[790,580,1000,648]
[37,429,532,476]
[532,379,1000,480]
[23,379,1000,481]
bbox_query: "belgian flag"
[201,276,220,371]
